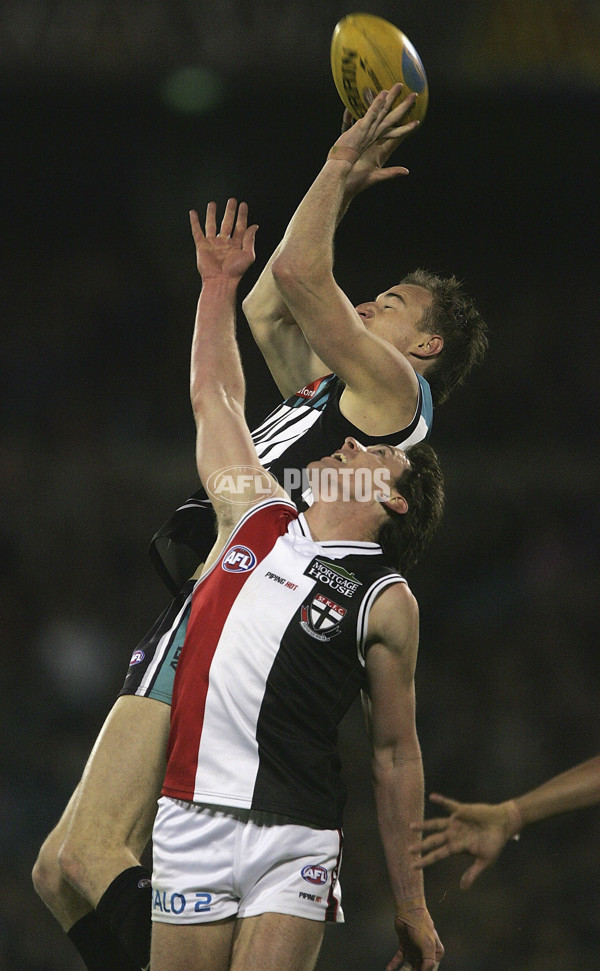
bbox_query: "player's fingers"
[242,224,259,257]
[377,101,417,139]
[220,197,238,237]
[370,165,410,183]
[381,120,419,141]
[363,87,391,125]
[365,85,408,131]
[383,81,404,109]
[414,943,440,970]
[385,947,405,971]
[232,200,248,241]
[410,817,449,835]
[205,200,218,237]
[356,88,398,143]
[189,209,205,244]
[411,844,451,869]
[412,831,449,853]
[429,793,463,813]
[341,107,354,132]
[460,857,489,890]
[381,90,416,127]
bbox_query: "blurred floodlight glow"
[160,65,225,113]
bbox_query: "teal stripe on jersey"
[147,602,192,703]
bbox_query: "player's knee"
[32,837,64,907]
[57,835,87,892]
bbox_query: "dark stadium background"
[1,2,599,968]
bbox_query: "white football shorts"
[151,796,344,924]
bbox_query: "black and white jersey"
[162,498,406,830]
[150,372,433,593]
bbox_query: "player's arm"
[410,755,600,890]
[241,244,330,399]
[242,86,418,402]
[271,87,423,429]
[188,201,286,559]
[363,583,443,971]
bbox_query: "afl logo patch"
[301,864,328,886]
[130,649,145,666]
[222,545,257,573]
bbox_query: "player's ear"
[380,494,408,516]
[418,334,443,358]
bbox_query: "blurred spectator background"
[1,1,599,968]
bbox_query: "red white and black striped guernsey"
[150,372,433,593]
[162,496,406,830]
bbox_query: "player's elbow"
[370,741,422,782]
[189,375,221,424]
[271,253,298,295]
[190,367,211,417]
[271,253,323,299]
[241,290,258,325]
[191,379,244,424]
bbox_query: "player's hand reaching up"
[327,82,418,175]
[338,100,413,195]
[409,794,523,890]
[190,198,258,282]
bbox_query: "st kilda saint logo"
[300,593,347,642]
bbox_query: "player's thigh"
[66,694,170,852]
[231,913,325,971]
[151,917,235,971]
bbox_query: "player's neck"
[303,501,380,545]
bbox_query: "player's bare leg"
[58,695,170,903]
[150,918,236,971]
[32,788,92,929]
[150,914,324,971]
[230,913,325,971]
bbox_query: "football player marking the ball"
[31,85,468,971]
[153,80,488,592]
[149,196,444,971]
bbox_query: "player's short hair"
[401,268,488,405]
[377,441,444,575]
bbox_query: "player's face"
[314,437,410,504]
[355,283,433,354]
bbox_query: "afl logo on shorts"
[301,864,328,886]
[129,649,145,666]
[222,545,257,573]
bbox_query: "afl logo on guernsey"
[301,864,328,885]
[222,545,257,573]
[129,649,145,666]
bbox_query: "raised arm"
[189,199,285,551]
[270,86,423,426]
[363,582,443,971]
[242,85,418,400]
[410,755,600,890]
[241,242,328,399]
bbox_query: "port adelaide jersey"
[162,497,406,830]
[150,372,432,593]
